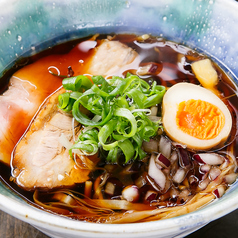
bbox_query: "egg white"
[162,82,232,150]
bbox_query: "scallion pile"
[58,73,166,164]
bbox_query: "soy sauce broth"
[0,34,237,219]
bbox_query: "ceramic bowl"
[0,0,238,237]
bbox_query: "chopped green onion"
[118,139,135,163]
[114,108,137,138]
[58,92,74,112]
[62,75,93,91]
[69,128,99,156]
[98,119,118,151]
[58,74,166,164]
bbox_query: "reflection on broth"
[0,34,237,223]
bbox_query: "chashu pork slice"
[87,39,139,76]
[12,88,91,189]
[0,39,138,166]
[9,39,138,190]
[0,76,44,165]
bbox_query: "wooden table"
[0,209,238,238]
[0,210,49,238]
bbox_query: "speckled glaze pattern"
[0,0,238,238]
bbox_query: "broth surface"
[0,34,237,223]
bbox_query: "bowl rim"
[1,0,238,236]
[1,182,238,236]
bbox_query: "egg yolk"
[176,99,225,140]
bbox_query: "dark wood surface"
[0,209,238,238]
[0,210,49,238]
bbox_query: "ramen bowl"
[0,0,238,237]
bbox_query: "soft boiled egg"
[162,82,232,150]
